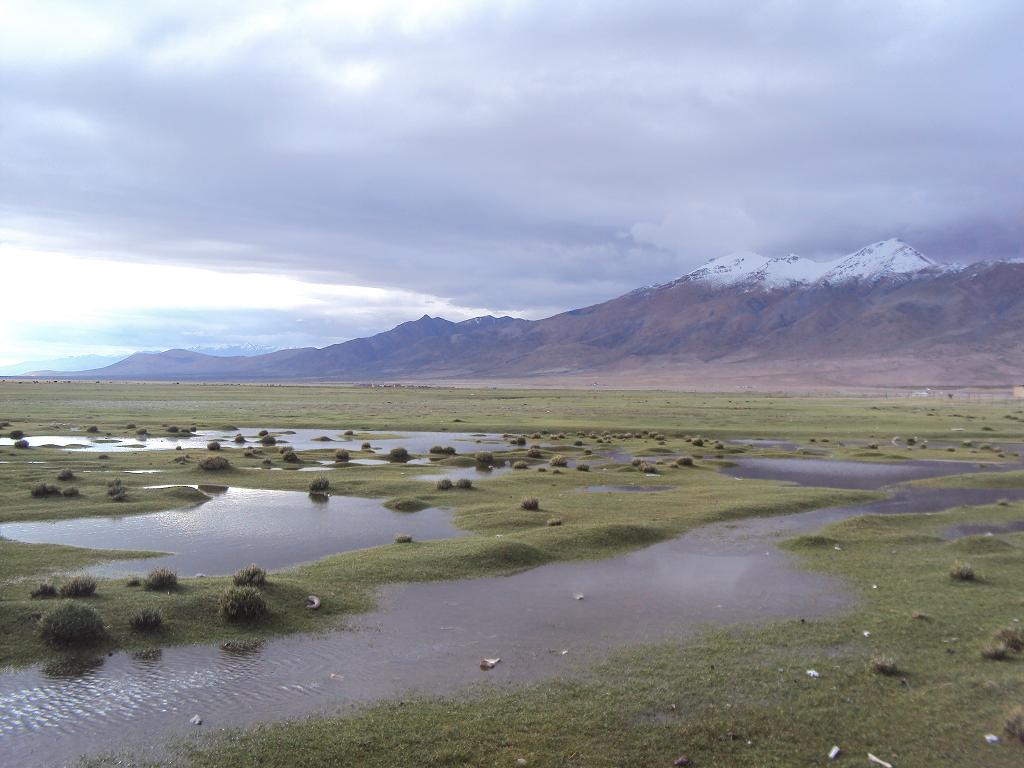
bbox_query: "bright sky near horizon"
[1,0,1021,365]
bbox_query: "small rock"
[480,657,501,670]
[828,745,841,759]
[984,734,1000,744]
[189,714,202,726]
[516,759,528,766]
[573,593,584,600]
[806,669,820,678]
[673,757,690,766]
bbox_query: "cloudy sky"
[2,0,1021,365]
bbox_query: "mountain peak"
[821,238,940,284]
[678,238,952,290]
[681,251,828,289]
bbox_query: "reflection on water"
[0,429,530,454]
[722,456,1014,490]
[0,487,463,577]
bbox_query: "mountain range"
[23,239,1024,388]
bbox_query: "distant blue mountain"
[2,344,278,376]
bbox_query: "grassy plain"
[2,382,1023,765]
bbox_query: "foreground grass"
[169,501,1024,768]
[2,380,1023,441]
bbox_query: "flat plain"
[1,381,1023,767]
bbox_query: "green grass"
[3,380,1024,441]
[0,539,160,583]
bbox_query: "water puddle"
[943,519,1024,539]
[722,456,1013,490]
[0,488,462,577]
[0,429,535,455]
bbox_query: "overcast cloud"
[1,0,1022,363]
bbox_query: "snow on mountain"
[819,239,943,284]
[683,251,823,288]
[682,238,956,289]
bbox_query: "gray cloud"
[2,0,1022,351]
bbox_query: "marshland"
[0,382,1022,766]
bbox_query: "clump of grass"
[576,463,590,472]
[31,583,57,599]
[676,456,694,467]
[62,486,79,497]
[233,564,267,587]
[129,609,164,632]
[475,451,494,467]
[910,611,930,621]
[456,478,473,489]
[166,425,179,433]
[993,626,1024,653]
[10,429,25,439]
[14,438,29,449]
[86,425,100,433]
[59,575,97,598]
[258,430,269,437]
[549,455,568,467]
[521,496,540,511]
[233,434,245,444]
[638,462,659,474]
[39,602,107,648]
[126,577,141,587]
[220,638,264,655]
[385,497,429,512]
[435,478,453,491]
[281,450,300,464]
[546,517,563,526]
[31,483,61,498]
[144,568,178,591]
[207,440,221,451]
[527,447,543,459]
[1006,706,1024,744]
[389,447,410,462]
[218,586,268,622]
[394,534,413,544]
[982,641,1011,661]
[513,460,529,469]
[870,655,900,676]
[199,455,231,471]
[949,561,975,581]
[57,468,75,481]
[334,449,350,462]
[107,478,127,500]
[260,435,277,446]
[361,441,372,450]
[135,427,148,436]
[308,476,331,495]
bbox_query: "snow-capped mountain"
[819,239,950,284]
[33,237,1024,387]
[681,251,829,288]
[681,238,956,289]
